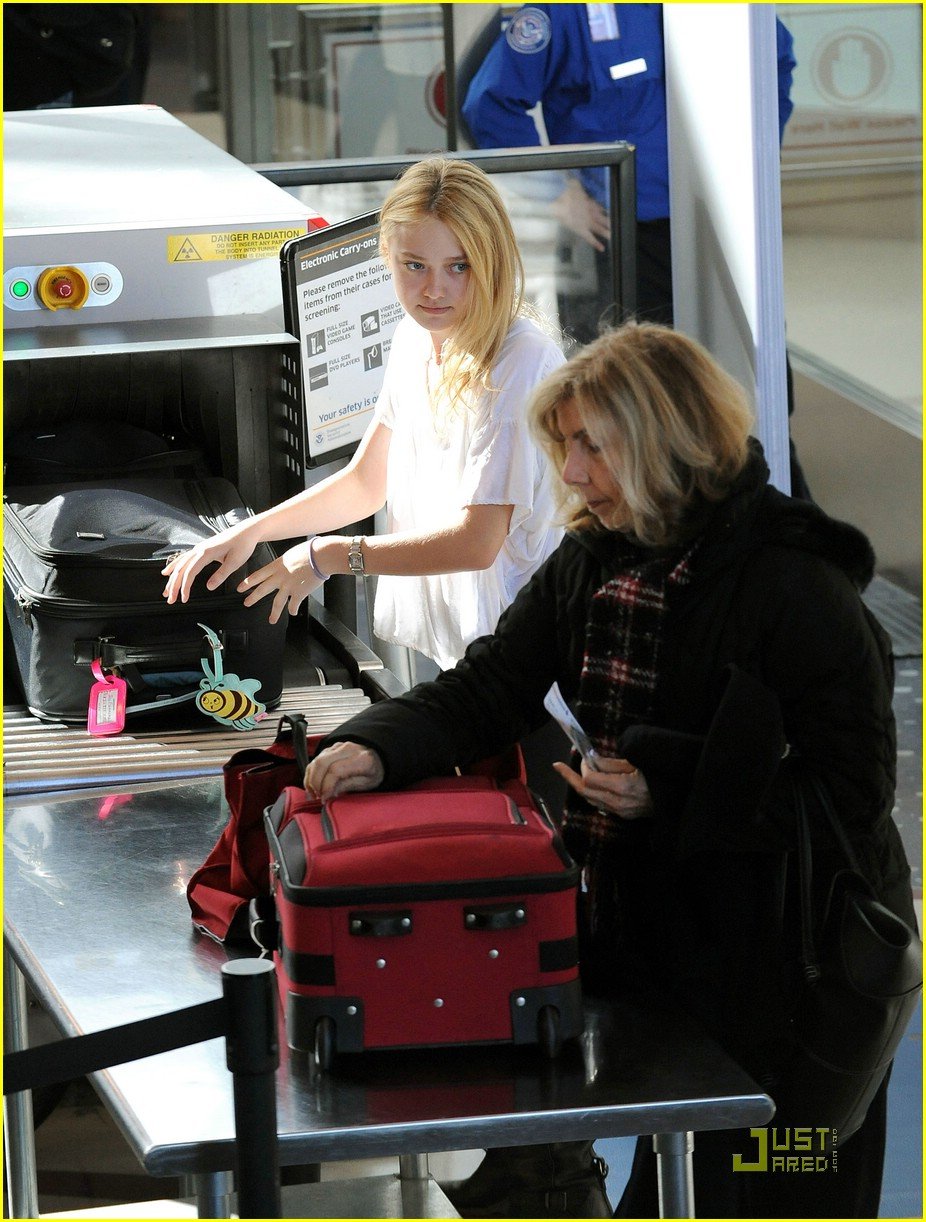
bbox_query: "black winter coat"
[323,446,914,1081]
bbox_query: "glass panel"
[780,4,921,169]
[778,3,922,434]
[777,3,922,593]
[268,3,446,161]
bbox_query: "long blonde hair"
[530,323,755,546]
[380,157,524,410]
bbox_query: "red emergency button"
[36,265,90,311]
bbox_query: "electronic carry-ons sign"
[281,212,403,466]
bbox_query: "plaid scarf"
[563,540,698,861]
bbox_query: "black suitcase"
[3,476,288,724]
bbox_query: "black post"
[611,156,637,323]
[221,959,282,1219]
[442,4,458,151]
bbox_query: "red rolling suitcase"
[259,765,584,1069]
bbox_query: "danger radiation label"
[167,227,306,263]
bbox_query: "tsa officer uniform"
[462,4,796,332]
[463,4,671,223]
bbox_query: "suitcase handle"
[249,894,280,953]
[463,903,528,931]
[73,631,248,668]
[348,909,413,937]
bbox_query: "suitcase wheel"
[314,1015,337,1073]
[537,1005,562,1059]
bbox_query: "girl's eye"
[450,261,470,274]
[404,261,425,272]
[584,439,601,456]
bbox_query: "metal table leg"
[653,1131,695,1218]
[398,1153,446,1219]
[398,1154,430,1180]
[193,1170,234,1218]
[3,945,40,1220]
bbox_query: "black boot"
[443,1142,612,1218]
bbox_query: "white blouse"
[373,315,565,670]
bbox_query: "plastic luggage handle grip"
[248,894,280,953]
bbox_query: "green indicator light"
[11,280,31,299]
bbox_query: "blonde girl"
[163,157,565,670]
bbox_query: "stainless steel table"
[4,779,773,1218]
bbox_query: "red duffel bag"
[187,713,322,943]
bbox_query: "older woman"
[306,323,914,1218]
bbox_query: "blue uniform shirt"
[463,4,795,223]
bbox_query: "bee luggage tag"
[195,623,267,731]
[87,660,128,736]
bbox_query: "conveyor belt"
[3,684,371,796]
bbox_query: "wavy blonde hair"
[530,323,755,546]
[379,157,524,411]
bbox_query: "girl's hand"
[162,527,257,604]
[553,755,653,820]
[305,741,385,799]
[236,540,322,624]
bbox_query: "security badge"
[587,4,619,42]
[505,7,551,54]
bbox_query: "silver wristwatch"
[347,536,365,576]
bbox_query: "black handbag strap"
[805,771,864,874]
[276,712,310,776]
[795,772,869,980]
[794,782,820,980]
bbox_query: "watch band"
[348,536,365,576]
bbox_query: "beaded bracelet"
[307,537,329,582]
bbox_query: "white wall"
[664,3,791,491]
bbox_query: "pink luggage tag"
[87,660,127,736]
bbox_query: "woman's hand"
[553,755,653,820]
[236,540,323,624]
[305,741,385,800]
[162,526,258,604]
